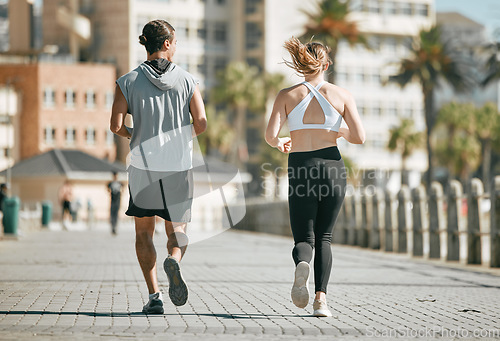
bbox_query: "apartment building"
[334,0,434,189]
[0,85,19,172]
[0,62,117,162]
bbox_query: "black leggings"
[288,146,346,293]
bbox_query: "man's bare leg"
[135,216,159,294]
[165,220,188,261]
[163,220,189,306]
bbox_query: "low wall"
[234,199,291,237]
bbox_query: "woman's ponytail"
[283,37,332,76]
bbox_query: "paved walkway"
[0,222,499,340]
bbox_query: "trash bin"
[2,196,20,235]
[41,200,52,227]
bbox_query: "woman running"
[265,37,365,317]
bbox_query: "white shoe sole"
[313,309,332,317]
[291,261,310,308]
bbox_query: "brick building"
[0,62,117,163]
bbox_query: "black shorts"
[62,200,71,214]
[126,167,193,223]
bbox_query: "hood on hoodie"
[139,60,182,91]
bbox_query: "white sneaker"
[313,299,332,317]
[142,292,164,314]
[291,261,310,308]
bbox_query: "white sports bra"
[287,81,342,132]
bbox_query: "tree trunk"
[401,155,407,186]
[482,138,492,193]
[229,105,247,169]
[423,87,435,193]
[327,45,338,84]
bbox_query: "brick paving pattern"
[0,222,499,340]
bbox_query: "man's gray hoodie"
[116,61,198,172]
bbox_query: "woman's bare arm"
[339,89,365,144]
[265,90,292,153]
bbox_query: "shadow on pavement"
[0,311,313,318]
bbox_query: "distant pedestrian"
[58,180,73,230]
[110,20,207,314]
[0,183,7,212]
[107,172,123,235]
[265,37,365,317]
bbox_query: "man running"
[110,20,207,314]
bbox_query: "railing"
[236,176,500,268]
[334,176,500,268]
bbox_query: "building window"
[357,103,365,115]
[388,104,398,117]
[404,107,412,118]
[337,72,348,84]
[197,61,207,76]
[105,91,114,109]
[369,35,381,50]
[175,20,189,40]
[214,57,227,72]
[399,2,412,15]
[385,1,397,15]
[354,71,365,83]
[43,87,55,108]
[385,36,397,53]
[245,0,261,14]
[214,22,227,43]
[85,89,96,109]
[367,0,380,13]
[373,105,381,116]
[106,130,114,146]
[372,73,381,84]
[44,126,56,145]
[65,127,76,145]
[246,57,262,71]
[245,22,261,49]
[216,0,226,5]
[197,21,207,40]
[349,0,363,12]
[415,3,429,17]
[86,127,95,145]
[65,89,76,109]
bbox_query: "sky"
[435,0,500,41]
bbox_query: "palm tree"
[482,42,500,87]
[389,26,469,191]
[435,101,474,159]
[212,62,287,168]
[434,102,477,183]
[473,102,500,189]
[212,62,265,167]
[196,105,235,157]
[387,118,424,186]
[435,133,481,184]
[301,0,368,83]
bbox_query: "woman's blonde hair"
[283,37,332,76]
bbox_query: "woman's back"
[282,81,348,153]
